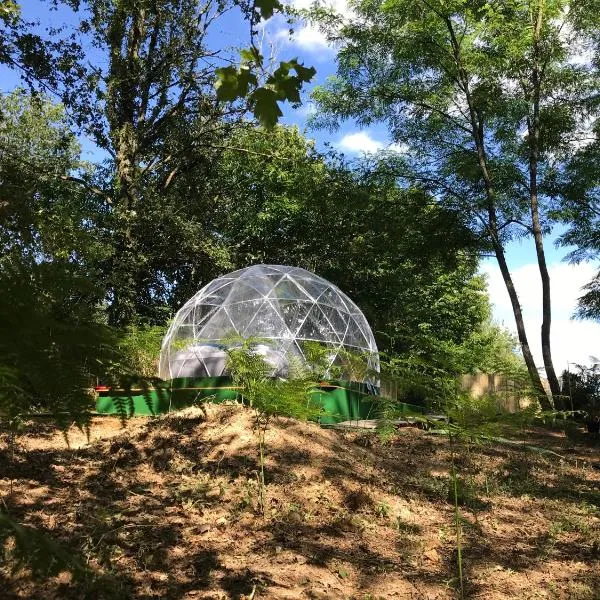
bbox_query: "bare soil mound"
[1,404,599,599]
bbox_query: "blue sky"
[4,0,599,370]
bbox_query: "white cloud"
[337,131,383,153]
[388,142,409,154]
[480,259,600,372]
[290,0,352,16]
[336,132,409,155]
[273,0,354,53]
[274,24,332,52]
[293,101,318,119]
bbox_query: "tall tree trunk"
[528,148,561,407]
[106,4,146,327]
[108,124,140,327]
[445,18,553,410]
[528,0,563,408]
[492,237,550,407]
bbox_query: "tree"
[0,257,120,424]
[0,0,84,95]
[0,90,177,425]
[308,0,600,409]
[0,90,103,262]
[1,0,315,326]
[0,91,119,425]
[49,0,245,325]
[0,0,19,59]
[214,126,504,369]
[553,137,600,320]
[0,0,18,21]
[560,363,600,412]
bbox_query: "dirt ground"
[1,404,599,599]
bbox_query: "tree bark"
[492,237,550,407]
[106,4,146,327]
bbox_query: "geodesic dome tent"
[159,264,379,388]
[96,265,384,420]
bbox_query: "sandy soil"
[1,405,599,599]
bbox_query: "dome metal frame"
[159,264,379,387]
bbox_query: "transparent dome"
[159,265,379,387]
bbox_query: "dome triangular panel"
[159,264,379,386]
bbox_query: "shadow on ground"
[1,406,599,599]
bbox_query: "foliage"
[0,90,102,264]
[213,0,316,126]
[0,0,19,22]
[575,274,600,321]
[457,320,526,376]
[115,326,166,379]
[301,341,333,382]
[378,313,528,413]
[301,341,376,385]
[0,512,86,581]
[224,336,321,421]
[214,126,495,363]
[1,87,519,386]
[554,142,600,320]
[0,83,227,326]
[0,90,117,427]
[0,0,316,325]
[55,0,246,325]
[0,0,82,87]
[216,58,316,128]
[423,390,541,598]
[212,0,316,126]
[561,362,600,417]
[443,393,537,442]
[0,89,527,432]
[381,353,459,412]
[0,91,171,424]
[0,255,120,428]
[224,336,323,514]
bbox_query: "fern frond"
[0,513,87,581]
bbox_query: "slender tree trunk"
[528,155,561,406]
[492,238,550,408]
[109,127,140,327]
[527,0,563,408]
[445,19,553,410]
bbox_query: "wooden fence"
[379,373,533,413]
[459,373,532,412]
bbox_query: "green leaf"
[0,0,20,22]
[266,59,316,105]
[215,66,257,102]
[240,46,262,65]
[273,76,302,103]
[216,56,314,126]
[337,566,349,579]
[254,0,283,20]
[292,61,316,82]
[250,87,283,128]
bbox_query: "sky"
[4,0,600,373]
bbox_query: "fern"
[0,513,87,581]
[0,255,122,432]
[223,336,325,515]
